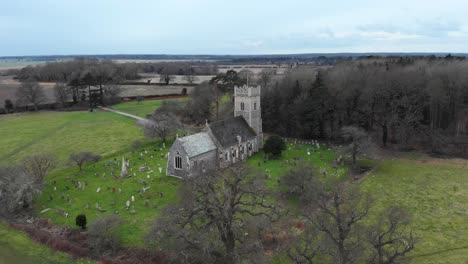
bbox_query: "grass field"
[111,98,188,118]
[0,111,144,167]
[0,222,95,264]
[36,141,179,246]
[361,156,468,264]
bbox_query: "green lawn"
[0,222,95,264]
[36,141,179,246]
[111,98,188,118]
[361,157,468,264]
[247,142,347,190]
[0,111,144,167]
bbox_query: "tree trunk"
[382,123,388,147]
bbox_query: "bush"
[75,214,87,229]
[69,151,101,171]
[88,214,123,257]
[264,135,286,159]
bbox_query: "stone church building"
[166,85,263,179]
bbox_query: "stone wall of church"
[167,141,218,179]
[188,149,218,177]
[166,140,190,179]
[218,138,257,168]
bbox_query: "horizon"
[2,0,468,56]
[1,51,466,59]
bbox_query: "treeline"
[139,61,218,75]
[16,58,140,82]
[262,57,468,152]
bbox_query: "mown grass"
[111,98,188,118]
[361,157,468,264]
[0,222,95,264]
[0,111,143,167]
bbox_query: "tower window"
[240,102,245,111]
[254,102,257,110]
[175,152,182,169]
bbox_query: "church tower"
[234,85,263,148]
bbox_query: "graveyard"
[35,139,345,247]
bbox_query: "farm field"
[111,97,188,117]
[0,111,143,167]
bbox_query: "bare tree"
[280,163,321,206]
[312,184,372,264]
[144,112,181,143]
[22,153,56,184]
[4,99,14,113]
[15,81,46,111]
[238,69,255,84]
[183,72,198,85]
[54,83,69,107]
[366,206,415,264]
[341,126,372,166]
[286,222,324,264]
[103,84,122,105]
[69,152,101,171]
[0,166,39,215]
[159,67,176,85]
[88,214,123,257]
[258,69,275,88]
[146,166,282,264]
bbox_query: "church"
[166,84,263,179]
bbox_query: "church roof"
[178,132,217,158]
[208,116,257,148]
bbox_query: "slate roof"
[208,116,257,148]
[179,132,217,158]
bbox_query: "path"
[99,106,154,126]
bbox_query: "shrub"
[76,214,87,229]
[264,135,286,159]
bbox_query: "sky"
[1,0,468,56]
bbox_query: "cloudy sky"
[1,0,467,56]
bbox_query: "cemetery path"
[99,106,154,126]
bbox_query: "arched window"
[240,102,245,111]
[175,152,182,169]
